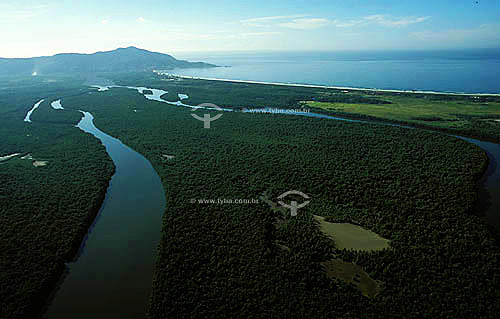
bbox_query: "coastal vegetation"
[1,73,499,318]
[59,83,499,318]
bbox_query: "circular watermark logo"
[277,190,310,216]
[191,103,223,129]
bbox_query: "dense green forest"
[61,83,499,318]
[0,77,114,318]
[1,73,499,318]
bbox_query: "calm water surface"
[45,111,166,318]
[173,50,500,93]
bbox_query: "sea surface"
[173,49,500,94]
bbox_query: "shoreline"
[158,72,500,97]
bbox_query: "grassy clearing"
[314,215,390,251]
[304,94,500,130]
[33,160,48,167]
[322,259,383,299]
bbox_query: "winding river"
[38,83,499,317]
[45,112,166,318]
[92,84,500,229]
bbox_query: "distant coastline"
[156,71,500,97]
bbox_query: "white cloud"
[240,15,307,27]
[101,19,110,25]
[278,18,330,30]
[333,15,430,28]
[239,14,428,31]
[162,29,281,41]
[364,15,431,27]
[332,19,363,28]
[241,31,282,37]
[137,17,146,23]
[240,15,330,30]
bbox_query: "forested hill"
[0,46,216,76]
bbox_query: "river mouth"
[44,111,166,318]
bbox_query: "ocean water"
[173,49,500,94]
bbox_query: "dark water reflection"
[45,112,166,318]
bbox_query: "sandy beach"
[157,72,500,97]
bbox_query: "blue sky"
[1,0,499,57]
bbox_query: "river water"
[24,99,44,122]
[45,111,166,318]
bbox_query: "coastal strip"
[156,72,500,97]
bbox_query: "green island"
[1,72,499,318]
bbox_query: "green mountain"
[0,46,216,76]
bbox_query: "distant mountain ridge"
[0,46,216,76]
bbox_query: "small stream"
[24,99,45,122]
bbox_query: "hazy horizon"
[3,46,500,60]
[1,0,499,58]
